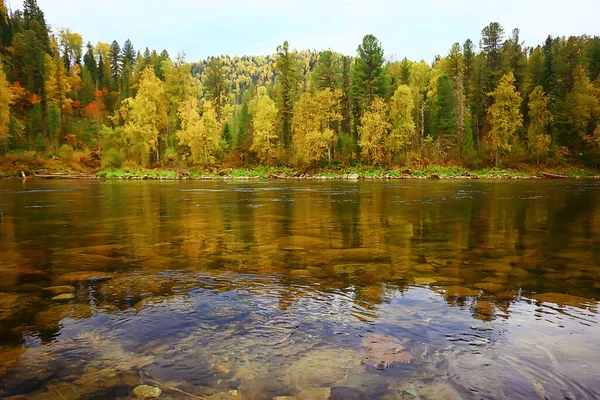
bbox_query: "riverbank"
[3,165,599,180]
[1,152,598,180]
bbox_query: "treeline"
[0,1,599,170]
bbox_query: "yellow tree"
[123,67,167,166]
[45,37,72,142]
[387,85,415,162]
[527,86,552,164]
[292,88,341,165]
[0,66,12,152]
[163,55,201,141]
[176,97,221,167]
[358,97,391,165]
[251,93,278,166]
[486,72,523,166]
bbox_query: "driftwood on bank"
[34,173,96,179]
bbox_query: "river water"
[0,179,599,399]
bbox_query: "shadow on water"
[0,179,599,399]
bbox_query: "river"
[0,179,599,399]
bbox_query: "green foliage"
[352,34,386,111]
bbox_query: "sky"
[14,0,600,63]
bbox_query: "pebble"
[133,385,162,399]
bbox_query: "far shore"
[3,168,599,181]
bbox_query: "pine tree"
[435,74,456,141]
[313,50,340,91]
[109,40,121,83]
[352,34,386,110]
[203,58,229,121]
[274,41,297,148]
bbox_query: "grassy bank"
[1,151,598,180]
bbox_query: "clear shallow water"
[0,179,599,399]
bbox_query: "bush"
[101,147,125,169]
[58,144,75,163]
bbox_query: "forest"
[0,0,599,175]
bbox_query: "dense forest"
[0,0,599,172]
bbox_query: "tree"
[358,97,390,165]
[83,42,97,84]
[340,56,352,135]
[251,94,278,166]
[58,28,83,69]
[527,86,552,163]
[123,67,167,166]
[313,50,340,91]
[121,39,136,69]
[435,74,456,140]
[163,55,201,144]
[352,34,386,110]
[480,22,505,87]
[387,85,415,162]
[486,72,523,166]
[409,61,431,143]
[176,97,221,167]
[292,88,341,165]
[109,40,121,83]
[45,37,73,143]
[0,65,12,152]
[203,57,229,121]
[463,39,475,100]
[274,41,297,148]
[454,72,467,145]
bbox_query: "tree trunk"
[495,148,499,167]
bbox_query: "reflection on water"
[0,180,599,399]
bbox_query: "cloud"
[19,0,600,62]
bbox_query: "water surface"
[1,179,599,399]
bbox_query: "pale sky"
[14,0,600,62]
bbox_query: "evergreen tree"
[435,74,456,141]
[313,50,340,91]
[83,42,97,84]
[109,40,121,82]
[203,58,229,121]
[340,56,352,135]
[352,34,386,111]
[480,22,505,87]
[274,41,297,148]
[121,39,136,69]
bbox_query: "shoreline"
[4,170,600,181]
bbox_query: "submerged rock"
[34,303,92,331]
[132,385,162,398]
[437,286,481,298]
[532,292,592,308]
[332,263,389,283]
[58,271,115,284]
[284,348,363,391]
[42,285,75,297]
[0,345,26,381]
[361,333,412,369]
[51,293,75,301]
